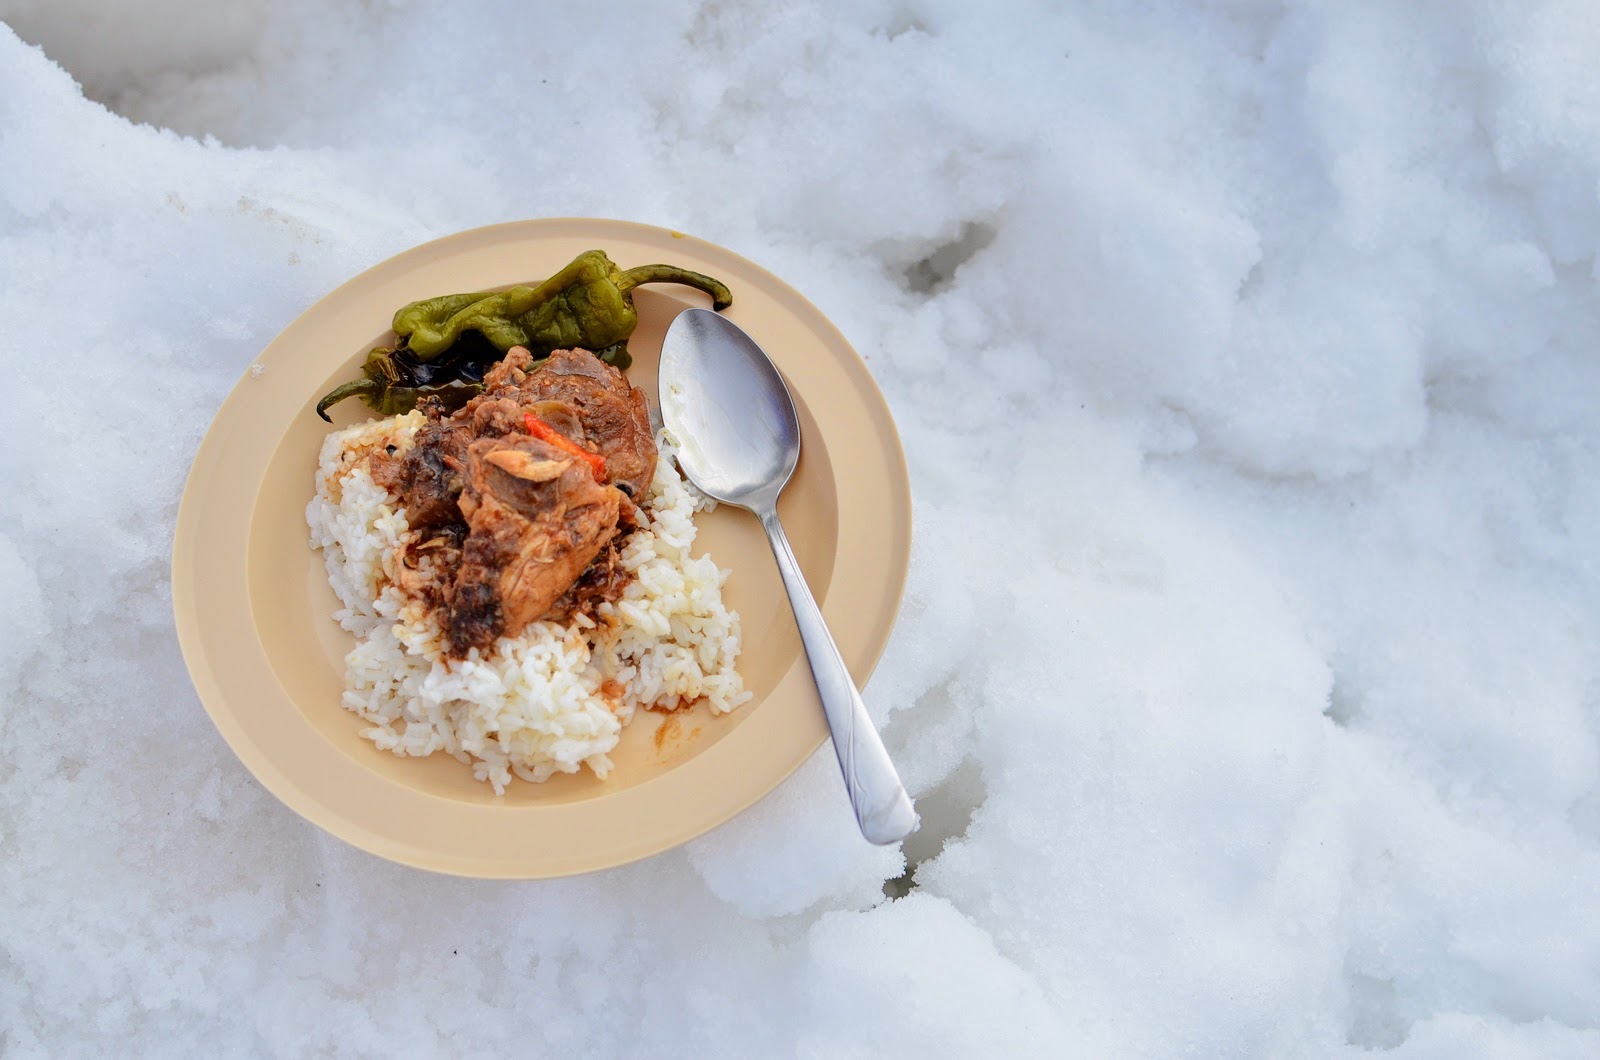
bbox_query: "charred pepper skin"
[315,340,488,421]
[315,374,479,421]
[315,250,731,421]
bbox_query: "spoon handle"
[758,507,917,845]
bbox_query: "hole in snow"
[1323,674,1361,728]
[880,9,930,41]
[1238,259,1265,300]
[1567,785,1600,843]
[901,221,997,294]
[883,754,987,899]
[882,870,915,901]
[1344,970,1410,1049]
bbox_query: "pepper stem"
[315,376,381,422]
[617,264,733,311]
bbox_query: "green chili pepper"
[315,249,729,420]
[394,250,732,359]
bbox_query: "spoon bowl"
[659,308,917,845]
[658,307,799,509]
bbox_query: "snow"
[3,0,1600,1053]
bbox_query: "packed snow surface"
[3,1,1599,1054]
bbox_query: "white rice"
[306,410,750,793]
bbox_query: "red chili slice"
[523,412,607,482]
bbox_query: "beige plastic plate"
[171,218,911,878]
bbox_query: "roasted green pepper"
[315,250,732,421]
[395,251,731,359]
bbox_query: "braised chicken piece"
[444,435,622,655]
[369,406,472,536]
[481,347,657,499]
[366,347,656,656]
[544,533,633,623]
[467,395,528,439]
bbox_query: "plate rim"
[171,217,912,877]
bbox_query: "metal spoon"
[659,308,917,845]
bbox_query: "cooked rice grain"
[305,412,749,793]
